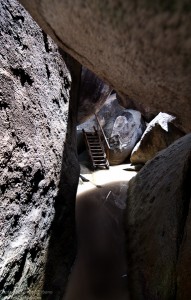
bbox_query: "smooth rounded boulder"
[126,133,191,299]
[130,112,184,164]
[19,0,191,133]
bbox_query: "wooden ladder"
[83,127,109,170]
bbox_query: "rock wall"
[77,67,112,124]
[42,51,81,300]
[0,0,72,298]
[125,134,191,299]
[19,0,191,132]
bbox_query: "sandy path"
[64,165,136,300]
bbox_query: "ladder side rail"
[94,114,110,151]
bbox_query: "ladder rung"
[88,139,98,141]
[90,148,103,151]
[88,140,99,142]
[93,159,105,161]
[90,148,102,150]
[91,151,103,153]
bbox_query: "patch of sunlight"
[77,163,137,196]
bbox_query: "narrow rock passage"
[65,166,136,300]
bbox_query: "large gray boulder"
[0,0,71,298]
[19,0,191,133]
[126,133,191,299]
[130,112,184,164]
[77,97,145,164]
[106,110,145,164]
[102,100,145,164]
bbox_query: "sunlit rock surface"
[131,112,184,164]
[78,97,145,164]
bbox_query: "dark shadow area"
[42,52,81,300]
[124,135,191,300]
[65,181,130,300]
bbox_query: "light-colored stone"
[106,110,145,164]
[126,133,191,299]
[102,100,145,164]
[130,112,184,164]
[19,0,191,132]
[78,97,145,165]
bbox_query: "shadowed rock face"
[19,0,191,132]
[0,0,72,298]
[77,67,112,124]
[126,133,191,299]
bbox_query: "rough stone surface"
[106,110,145,164]
[125,134,191,300]
[105,110,144,149]
[42,53,81,300]
[176,193,191,300]
[77,97,145,164]
[77,95,119,133]
[101,99,145,164]
[19,0,191,132]
[0,0,71,298]
[77,67,112,124]
[130,112,184,164]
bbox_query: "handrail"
[95,113,110,150]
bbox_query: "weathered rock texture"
[19,0,191,132]
[176,190,191,300]
[77,67,112,124]
[78,97,145,164]
[126,133,191,299]
[105,109,145,164]
[131,112,184,164]
[0,0,72,298]
[42,52,81,300]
